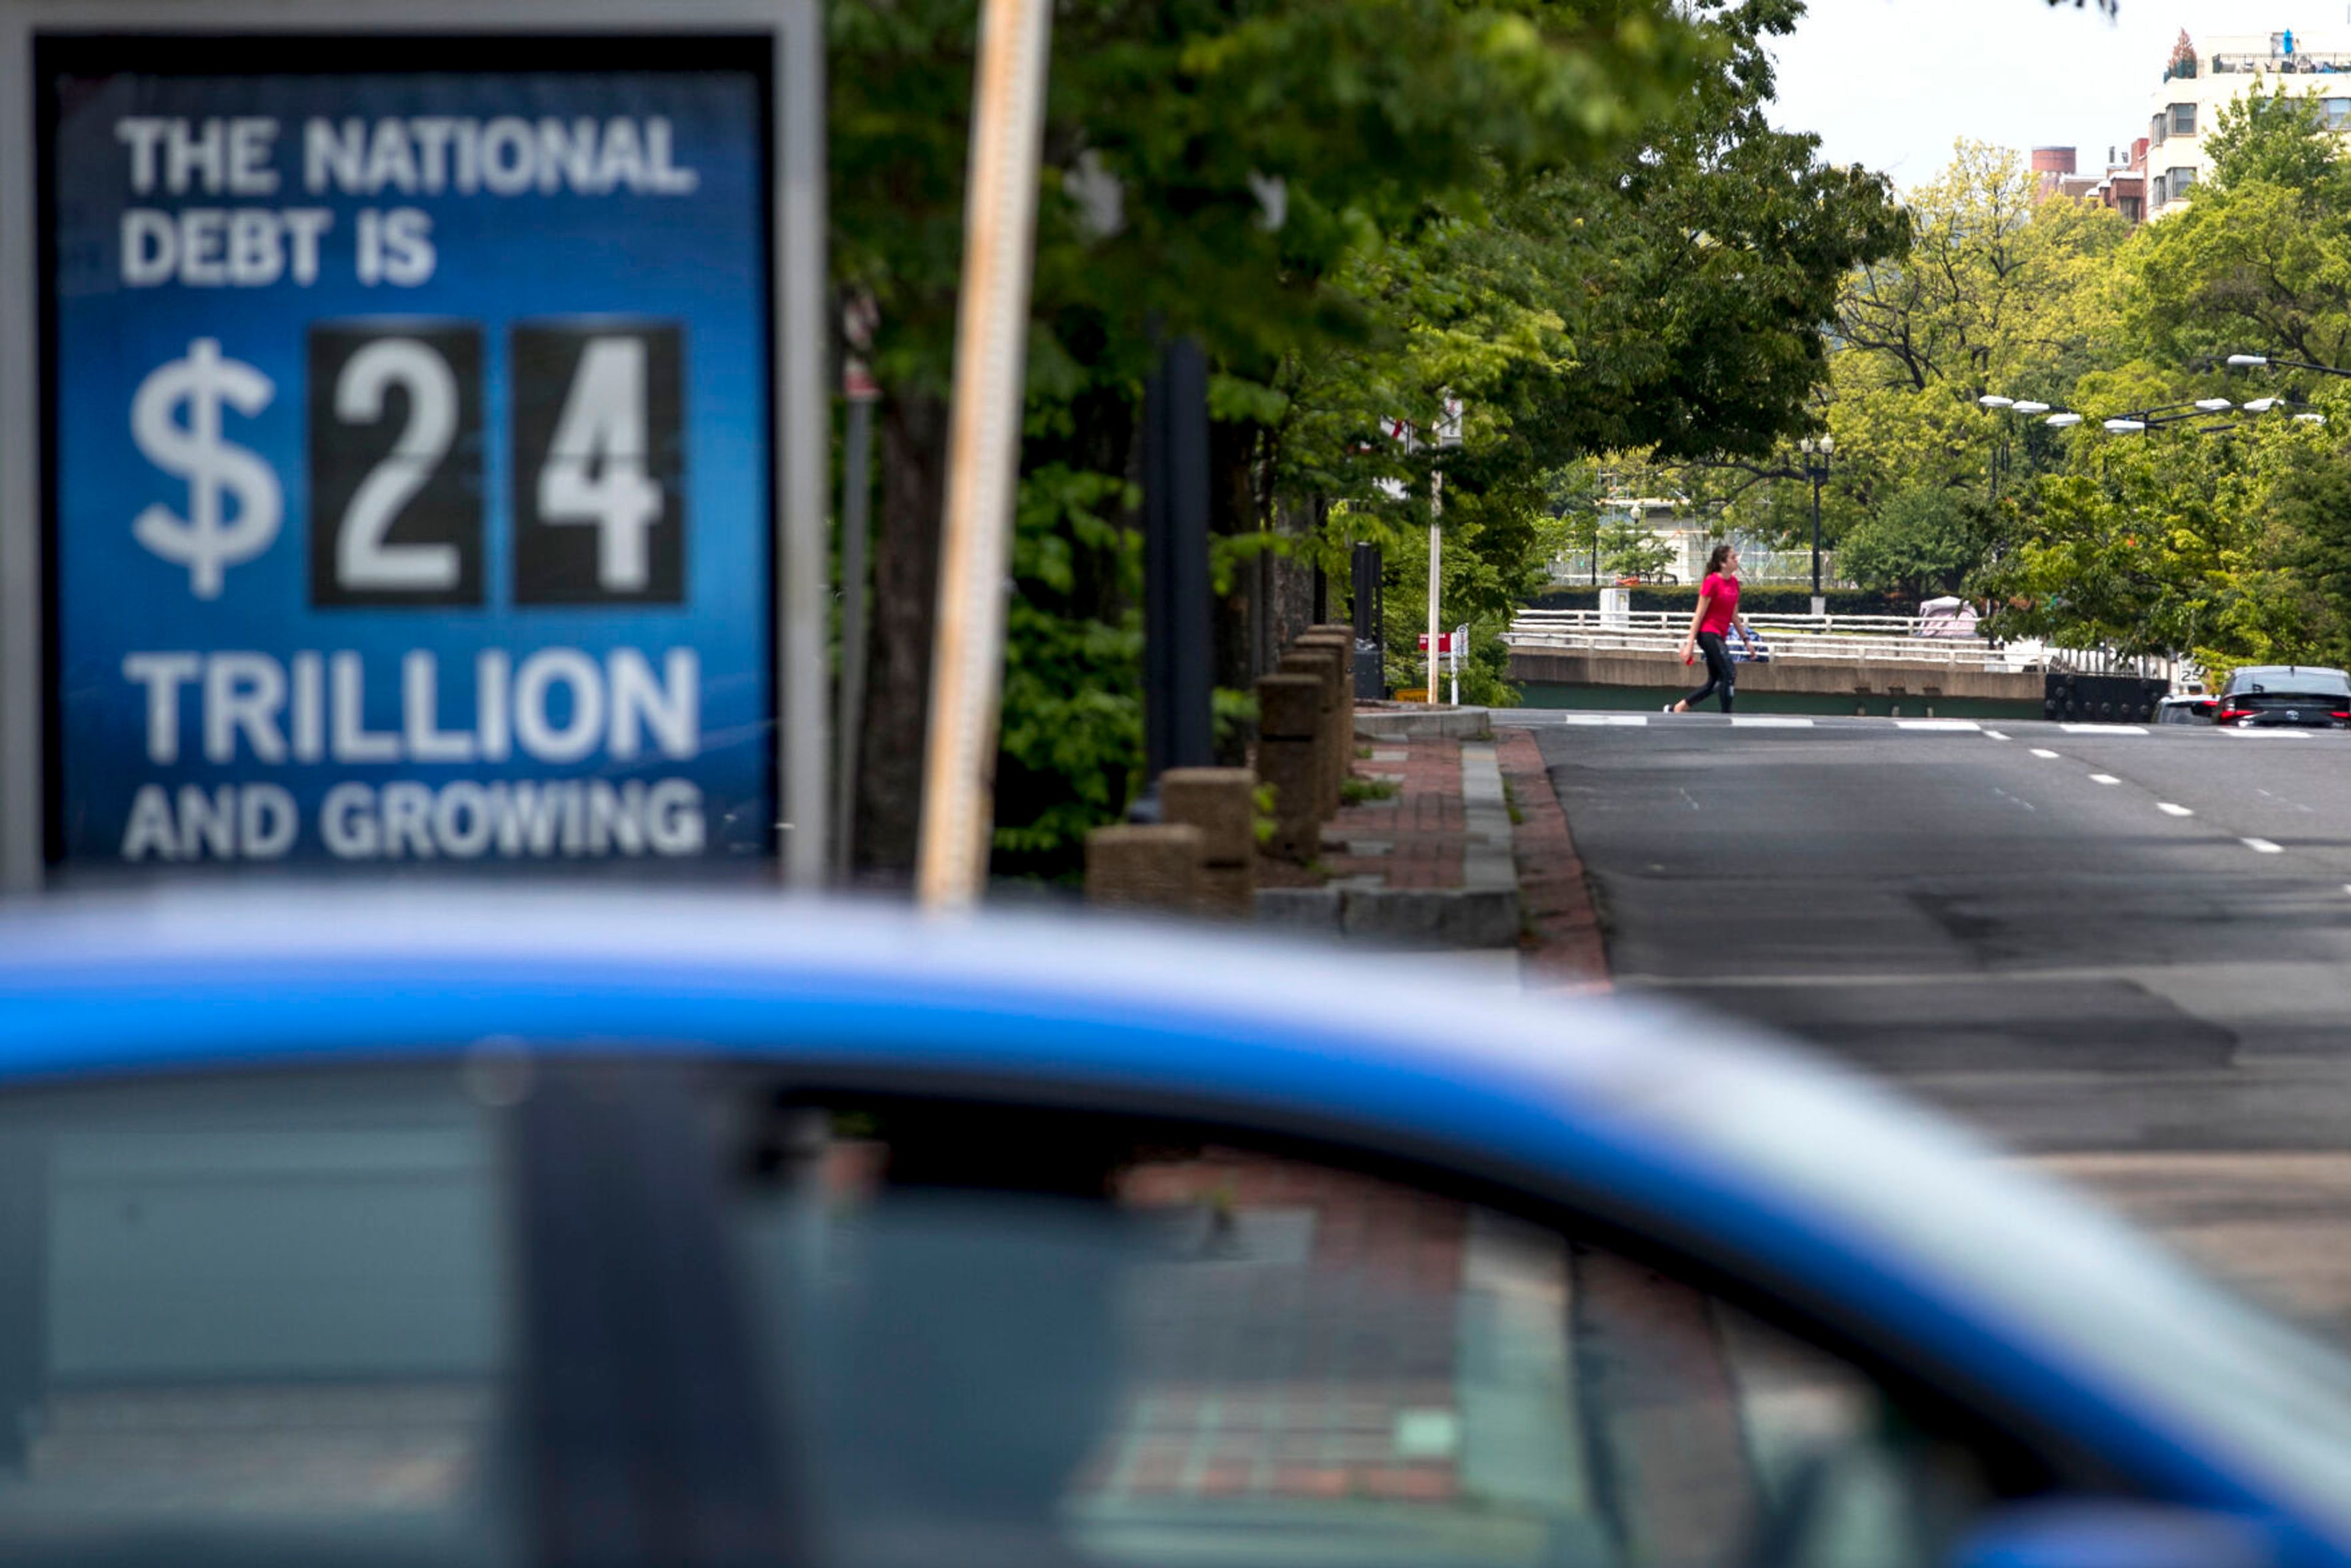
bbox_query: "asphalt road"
[1519,710,2351,1328]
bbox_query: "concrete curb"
[1355,707,1493,741]
[1252,744,1521,949]
[1253,884,1520,948]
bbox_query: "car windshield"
[2229,689,2348,705]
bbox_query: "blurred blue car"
[0,889,2345,1568]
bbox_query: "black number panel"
[511,321,684,606]
[307,323,486,608]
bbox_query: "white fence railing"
[1506,609,2193,683]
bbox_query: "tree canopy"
[832,0,2164,880]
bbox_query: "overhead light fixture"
[2045,412,2084,428]
[2227,354,2270,367]
[2244,397,2281,413]
[2014,401,2051,415]
[2296,413,2329,424]
[1979,394,2015,408]
[2104,419,2148,433]
[2195,397,2234,411]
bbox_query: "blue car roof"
[6,887,2351,1556]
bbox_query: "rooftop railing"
[2206,51,2351,75]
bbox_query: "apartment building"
[2145,29,2351,216]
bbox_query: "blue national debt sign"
[45,40,774,870]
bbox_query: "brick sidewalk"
[1322,737,1468,891]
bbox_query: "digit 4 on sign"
[514,323,683,605]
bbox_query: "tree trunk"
[854,388,950,880]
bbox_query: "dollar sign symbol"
[130,338,282,600]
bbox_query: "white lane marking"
[2090,773,2121,786]
[2243,838,2285,854]
[2158,803,2194,817]
[2030,748,2061,759]
[1730,716,1813,728]
[1897,719,1981,731]
[2063,724,2147,735]
[1564,715,1650,726]
[2224,729,2312,739]
[1985,730,2012,741]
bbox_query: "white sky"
[1769,0,2351,187]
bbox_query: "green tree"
[835,0,2096,880]
[1837,486,1998,602]
[834,0,1715,874]
[1984,415,2339,667]
[2126,86,2351,369]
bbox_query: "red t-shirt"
[1698,572,1740,636]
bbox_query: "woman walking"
[1667,544,1756,715]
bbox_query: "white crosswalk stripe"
[2063,724,2146,735]
[1728,716,1814,728]
[1895,719,1981,732]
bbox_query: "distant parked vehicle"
[2156,695,2216,726]
[2213,666,2351,730]
[1915,596,1981,639]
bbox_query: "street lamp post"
[2227,353,2351,378]
[1976,394,2050,498]
[1799,435,1833,617]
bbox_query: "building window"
[2169,102,2197,136]
[2327,97,2351,129]
[2168,166,2197,195]
[2120,197,2143,223]
[2150,174,2168,206]
[2151,113,2167,145]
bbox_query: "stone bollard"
[1254,674,1323,861]
[1299,626,1357,792]
[1278,644,1343,817]
[1305,623,1355,688]
[1085,824,1202,913]
[1161,767,1258,918]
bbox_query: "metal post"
[915,0,1054,910]
[1810,470,1822,602]
[831,336,878,882]
[1141,339,1213,786]
[1427,471,1442,705]
[1805,440,1831,618]
[1349,542,1383,701]
[0,15,33,892]
[778,3,831,890]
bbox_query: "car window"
[2230,691,2346,707]
[0,1071,518,1568]
[727,1102,2025,1568]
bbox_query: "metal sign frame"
[0,0,827,892]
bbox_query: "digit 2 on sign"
[512,323,684,605]
[309,324,485,608]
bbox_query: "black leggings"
[1681,631,1736,713]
